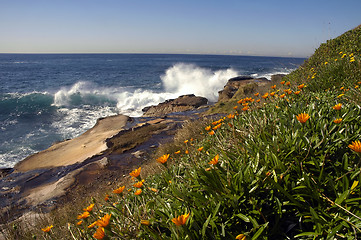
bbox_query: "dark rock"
[271,74,286,82]
[142,94,208,117]
[0,168,13,178]
[218,76,269,102]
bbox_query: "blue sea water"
[0,54,305,168]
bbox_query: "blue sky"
[0,0,360,57]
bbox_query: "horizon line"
[0,52,308,59]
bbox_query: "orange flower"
[285,81,290,86]
[208,130,215,135]
[279,94,286,98]
[271,85,276,89]
[298,84,305,89]
[280,81,285,85]
[174,150,181,154]
[77,211,90,219]
[104,194,109,201]
[83,203,95,212]
[233,106,238,110]
[333,118,342,124]
[227,113,235,119]
[270,92,275,97]
[149,187,158,192]
[254,92,260,96]
[349,141,361,153]
[184,139,189,143]
[294,91,301,95]
[261,93,269,99]
[129,167,141,178]
[242,106,249,111]
[113,186,125,194]
[236,233,246,240]
[256,99,260,102]
[93,227,105,240]
[88,221,98,229]
[135,189,142,195]
[208,154,219,165]
[41,225,53,233]
[185,150,189,154]
[157,154,170,164]
[133,180,145,188]
[141,220,150,226]
[76,220,83,226]
[333,103,342,110]
[205,126,211,131]
[172,213,190,226]
[97,214,111,227]
[296,113,310,124]
[198,146,204,151]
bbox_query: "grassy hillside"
[4,26,361,239]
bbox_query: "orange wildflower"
[97,214,111,227]
[233,106,238,110]
[104,194,109,201]
[198,146,204,151]
[294,91,301,95]
[135,189,142,195]
[83,203,95,212]
[129,167,141,178]
[149,187,158,192]
[172,213,190,226]
[227,113,235,119]
[133,180,145,188]
[77,211,90,219]
[41,225,53,233]
[205,125,211,131]
[332,103,342,110]
[298,84,305,89]
[156,154,170,164]
[113,186,125,194]
[141,220,150,226]
[242,106,249,111]
[256,99,261,102]
[271,85,276,89]
[280,81,285,84]
[349,141,361,153]
[184,139,189,143]
[333,118,342,124]
[236,233,246,240]
[93,227,105,240]
[88,221,98,228]
[285,81,290,86]
[208,154,219,165]
[76,220,83,226]
[261,93,269,99]
[270,92,276,97]
[254,92,260,96]
[296,113,310,124]
[174,150,181,154]
[185,150,189,154]
[208,130,215,135]
[279,94,286,98]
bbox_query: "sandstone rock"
[142,94,208,117]
[218,76,269,102]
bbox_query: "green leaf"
[236,213,250,222]
[202,214,212,237]
[294,232,319,238]
[335,190,349,205]
[251,222,268,240]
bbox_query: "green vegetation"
[3,26,361,239]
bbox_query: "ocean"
[0,54,305,168]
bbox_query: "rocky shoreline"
[0,75,283,223]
